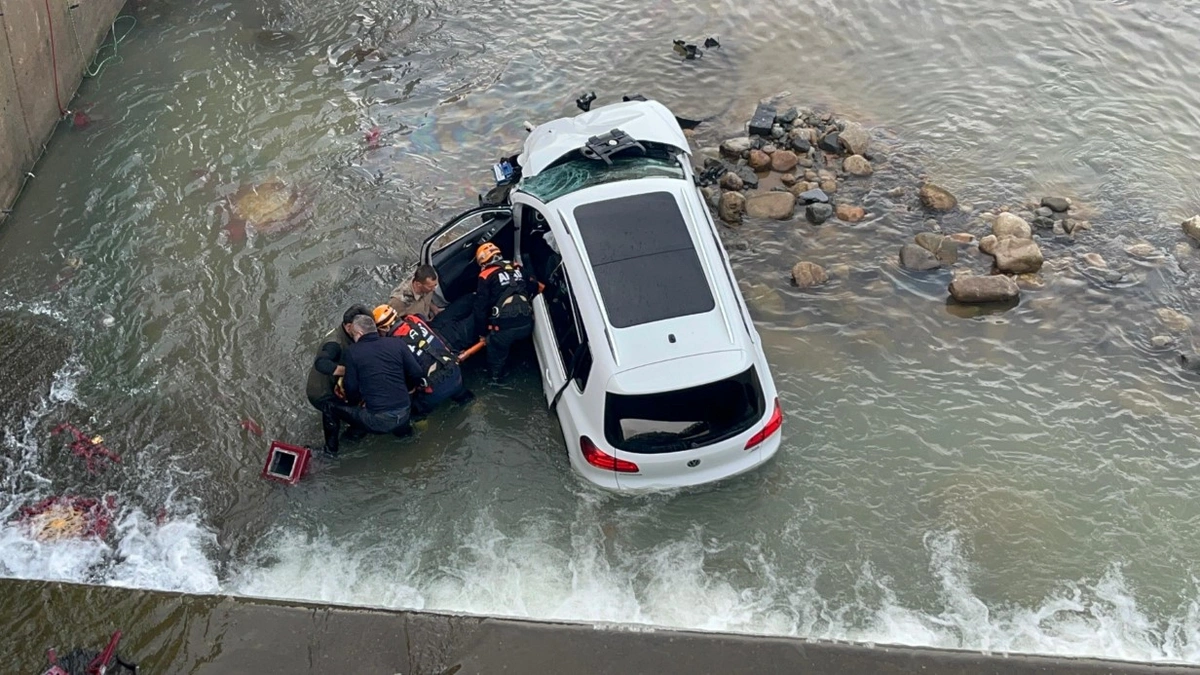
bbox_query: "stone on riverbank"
[796,188,829,204]
[991,237,1044,274]
[818,132,841,153]
[720,137,752,158]
[748,149,771,171]
[1041,196,1070,212]
[979,234,998,256]
[745,192,796,220]
[843,155,873,176]
[792,261,829,288]
[838,121,870,156]
[835,204,865,222]
[949,275,1020,303]
[806,202,834,224]
[919,184,958,211]
[719,172,744,191]
[992,213,1032,240]
[900,244,940,271]
[718,191,746,224]
[1182,216,1200,243]
[771,150,799,173]
[915,233,958,263]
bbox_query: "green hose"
[64,3,137,80]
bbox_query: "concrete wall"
[6,579,1199,675]
[0,0,126,222]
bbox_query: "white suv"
[421,100,782,490]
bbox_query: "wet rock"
[1150,335,1175,349]
[900,244,941,271]
[748,149,771,171]
[835,204,866,222]
[838,121,870,156]
[919,184,958,211]
[732,165,759,189]
[788,182,814,196]
[1157,308,1192,333]
[1125,243,1159,259]
[1081,252,1106,268]
[745,191,796,220]
[720,137,752,158]
[1035,206,1054,219]
[916,233,959,264]
[805,202,834,224]
[949,275,1020,303]
[819,131,841,153]
[803,169,818,182]
[762,144,778,155]
[1182,216,1200,243]
[771,124,785,139]
[1015,273,1044,289]
[1179,352,1200,372]
[701,185,721,208]
[771,150,799,173]
[819,179,838,194]
[992,213,1032,240]
[915,232,944,253]
[979,234,998,256]
[1041,196,1070,212]
[788,134,811,154]
[776,107,799,125]
[795,188,829,204]
[991,237,1044,274]
[780,173,798,187]
[1032,216,1056,231]
[792,261,829,288]
[842,155,873,176]
[718,191,746,224]
[719,172,744,191]
[949,232,976,245]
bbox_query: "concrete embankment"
[4,579,1198,674]
[0,0,125,222]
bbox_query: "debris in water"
[704,36,720,49]
[100,313,116,328]
[240,418,264,436]
[364,125,383,148]
[53,422,120,472]
[72,110,91,130]
[16,494,117,541]
[672,39,701,59]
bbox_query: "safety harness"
[390,315,458,389]
[479,261,532,328]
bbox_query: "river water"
[4,0,1200,669]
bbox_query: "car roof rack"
[580,129,645,165]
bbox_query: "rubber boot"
[320,404,340,455]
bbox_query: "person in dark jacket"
[472,242,537,382]
[324,315,425,453]
[306,304,372,453]
[375,307,474,416]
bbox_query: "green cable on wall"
[64,3,137,79]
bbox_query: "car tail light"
[581,436,639,473]
[745,399,782,450]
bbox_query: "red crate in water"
[261,441,310,485]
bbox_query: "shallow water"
[4,0,1200,669]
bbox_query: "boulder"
[718,191,746,225]
[842,155,873,176]
[915,232,945,253]
[1157,308,1192,333]
[919,184,958,211]
[838,121,870,155]
[979,234,998,255]
[718,172,744,191]
[796,188,830,204]
[1150,335,1175,349]
[899,244,941,271]
[992,213,1032,240]
[818,131,841,153]
[748,149,771,171]
[720,137,752,158]
[771,150,799,173]
[1182,216,1200,243]
[776,107,799,125]
[788,134,811,153]
[949,275,1020,303]
[745,192,796,220]
[819,179,838,194]
[791,261,829,288]
[732,165,759,189]
[805,202,834,224]
[991,237,1044,274]
[1125,243,1158,259]
[916,233,958,263]
[1081,252,1106,268]
[835,204,865,222]
[1041,196,1070,212]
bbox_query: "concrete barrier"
[0,0,126,222]
[5,579,1197,674]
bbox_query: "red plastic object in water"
[240,418,264,436]
[52,423,120,473]
[85,631,122,675]
[17,494,117,540]
[72,110,91,129]
[364,125,382,148]
[261,440,310,485]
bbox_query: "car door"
[420,206,513,303]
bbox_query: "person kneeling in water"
[374,305,473,417]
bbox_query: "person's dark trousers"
[486,320,533,380]
[325,404,411,453]
[430,293,476,351]
[413,369,466,417]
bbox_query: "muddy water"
[4,0,1200,670]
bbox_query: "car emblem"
[687,459,700,468]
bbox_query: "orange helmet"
[373,304,397,330]
[475,242,502,266]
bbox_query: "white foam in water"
[227,518,1200,665]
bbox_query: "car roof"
[519,100,690,178]
[540,178,747,376]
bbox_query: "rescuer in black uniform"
[472,242,537,382]
[373,305,474,416]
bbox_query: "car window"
[520,155,684,204]
[545,264,592,390]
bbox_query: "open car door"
[420,205,514,303]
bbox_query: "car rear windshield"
[604,366,765,454]
[573,191,716,328]
[520,153,685,203]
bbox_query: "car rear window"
[573,191,715,328]
[604,366,765,453]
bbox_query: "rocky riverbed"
[692,103,1200,370]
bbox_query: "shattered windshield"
[520,155,685,203]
